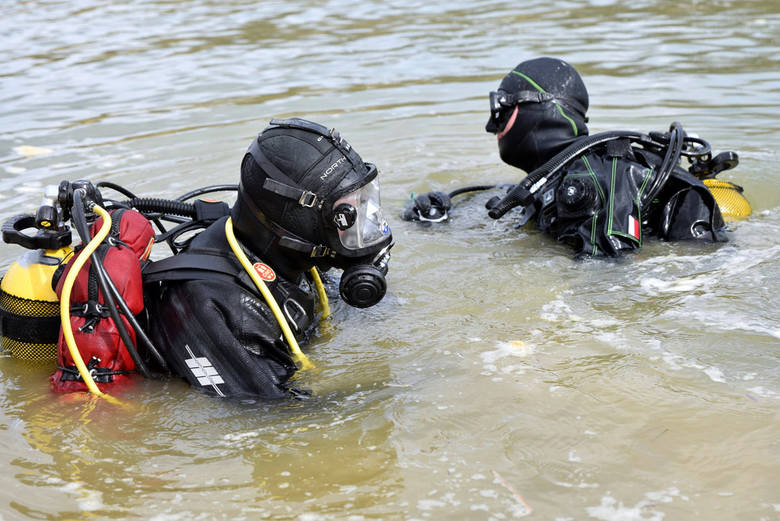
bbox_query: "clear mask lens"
[333,179,391,250]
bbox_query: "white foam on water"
[586,494,661,520]
[550,479,599,489]
[590,317,620,328]
[13,145,53,157]
[586,488,683,520]
[637,244,780,307]
[480,341,536,376]
[299,514,327,521]
[640,276,705,294]
[417,498,446,510]
[660,351,728,387]
[747,386,780,399]
[149,514,190,521]
[223,430,262,442]
[703,366,727,383]
[593,331,625,348]
[540,297,574,323]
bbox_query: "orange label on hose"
[253,262,276,281]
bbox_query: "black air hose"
[488,130,647,219]
[448,185,498,198]
[72,190,152,378]
[97,182,179,254]
[176,184,238,202]
[98,270,167,371]
[123,198,197,218]
[641,122,684,206]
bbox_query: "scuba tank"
[0,194,73,361]
[702,179,751,221]
[0,180,164,393]
[0,178,236,395]
[688,150,752,221]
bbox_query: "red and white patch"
[628,215,640,239]
[252,262,276,281]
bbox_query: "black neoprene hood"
[231,118,392,270]
[488,57,591,173]
[497,57,589,113]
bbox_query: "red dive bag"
[51,209,154,393]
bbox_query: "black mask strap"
[268,117,362,171]
[246,139,320,208]
[235,183,332,258]
[490,90,588,120]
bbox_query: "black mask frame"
[487,90,589,134]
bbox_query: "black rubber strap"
[269,117,332,137]
[501,90,587,117]
[233,187,328,257]
[0,309,60,344]
[142,252,242,281]
[142,250,295,304]
[57,364,137,383]
[262,178,317,207]
[266,117,360,170]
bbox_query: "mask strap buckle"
[329,128,352,152]
[261,178,319,208]
[310,244,331,258]
[298,191,318,208]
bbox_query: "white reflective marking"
[184,345,225,397]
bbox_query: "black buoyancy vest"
[542,139,726,257]
[142,223,316,336]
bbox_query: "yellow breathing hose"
[309,266,330,320]
[224,217,314,370]
[59,204,121,402]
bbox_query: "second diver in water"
[403,57,751,258]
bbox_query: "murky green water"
[1,1,778,519]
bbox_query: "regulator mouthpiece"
[338,246,391,308]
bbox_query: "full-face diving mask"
[328,175,393,308]
[331,178,390,250]
[236,117,394,308]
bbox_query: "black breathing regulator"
[338,246,391,308]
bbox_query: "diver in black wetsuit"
[403,57,747,257]
[143,118,393,399]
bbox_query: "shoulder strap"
[142,252,243,284]
[142,251,288,301]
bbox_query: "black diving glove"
[401,191,452,222]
